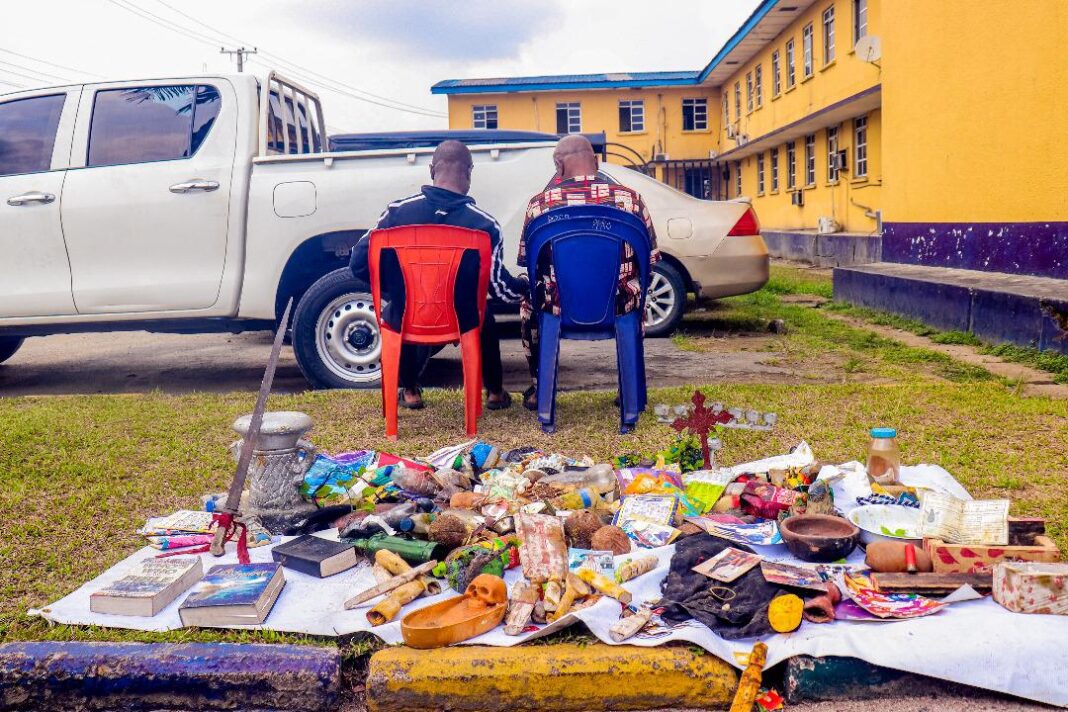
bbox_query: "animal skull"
[464,574,506,607]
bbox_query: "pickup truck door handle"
[7,191,56,206]
[169,180,220,194]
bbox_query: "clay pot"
[780,514,859,563]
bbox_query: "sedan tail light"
[727,207,761,236]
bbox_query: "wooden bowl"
[400,597,506,649]
[780,514,859,563]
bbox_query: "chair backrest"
[524,204,652,332]
[368,225,492,344]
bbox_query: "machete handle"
[209,526,228,557]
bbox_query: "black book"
[271,535,358,578]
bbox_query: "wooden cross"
[671,390,733,469]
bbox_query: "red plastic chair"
[368,225,492,440]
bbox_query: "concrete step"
[833,262,1068,354]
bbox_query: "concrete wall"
[881,0,1068,224]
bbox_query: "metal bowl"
[847,505,923,547]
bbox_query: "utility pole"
[220,46,257,73]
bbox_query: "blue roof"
[431,70,701,95]
[431,0,784,95]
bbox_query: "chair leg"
[379,328,403,441]
[614,311,646,434]
[459,329,483,436]
[536,312,561,433]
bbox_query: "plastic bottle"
[381,502,417,527]
[867,428,901,485]
[538,463,618,495]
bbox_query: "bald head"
[553,135,598,180]
[430,140,474,194]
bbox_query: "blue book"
[179,563,285,627]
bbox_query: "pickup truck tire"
[0,337,24,364]
[643,261,686,337]
[292,268,382,390]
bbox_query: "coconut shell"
[427,513,469,551]
[591,525,631,556]
[564,510,603,549]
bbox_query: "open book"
[919,492,1009,545]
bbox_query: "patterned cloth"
[518,173,660,316]
[518,173,660,372]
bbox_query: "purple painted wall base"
[0,642,339,712]
[883,222,1068,280]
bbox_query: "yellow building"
[434,0,1068,354]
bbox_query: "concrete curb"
[0,642,339,712]
[366,642,738,712]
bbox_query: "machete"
[210,297,294,557]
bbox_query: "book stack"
[271,535,358,578]
[140,510,216,551]
[90,557,204,617]
[179,563,286,627]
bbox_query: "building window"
[854,115,868,177]
[618,100,644,133]
[854,0,868,45]
[735,161,742,197]
[734,82,741,120]
[683,98,708,131]
[786,141,796,189]
[755,65,763,107]
[472,104,497,129]
[555,102,581,134]
[722,94,729,126]
[802,24,814,78]
[826,125,840,182]
[757,153,765,194]
[770,147,779,191]
[804,134,816,186]
[823,6,836,65]
[745,73,753,113]
[771,50,782,96]
[785,39,796,88]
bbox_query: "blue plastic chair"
[524,204,652,434]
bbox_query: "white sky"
[1,0,761,133]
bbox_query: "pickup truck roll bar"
[258,71,327,157]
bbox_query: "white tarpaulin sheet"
[34,462,1068,707]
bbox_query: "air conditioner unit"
[653,152,669,162]
[791,190,804,206]
[708,149,718,159]
[832,150,849,171]
[817,216,841,234]
[726,125,737,139]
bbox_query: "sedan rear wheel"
[644,261,687,337]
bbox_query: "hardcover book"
[271,535,358,578]
[90,557,204,617]
[178,563,285,627]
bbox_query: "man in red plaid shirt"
[518,135,660,410]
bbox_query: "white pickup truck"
[0,72,768,389]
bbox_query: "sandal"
[522,385,538,412]
[398,387,424,410]
[486,390,512,411]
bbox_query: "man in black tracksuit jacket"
[350,140,527,410]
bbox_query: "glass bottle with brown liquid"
[867,428,901,485]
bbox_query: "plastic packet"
[619,520,680,548]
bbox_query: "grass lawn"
[2,265,1066,648]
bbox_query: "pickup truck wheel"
[0,337,24,364]
[292,269,382,390]
[644,261,686,337]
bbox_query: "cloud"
[299,0,565,61]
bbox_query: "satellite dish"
[855,35,881,62]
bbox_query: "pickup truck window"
[87,84,221,168]
[0,94,66,176]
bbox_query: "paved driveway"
[0,319,797,397]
